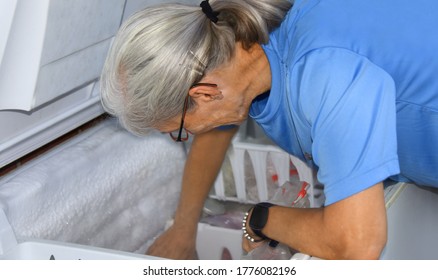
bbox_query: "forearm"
[261,183,387,259]
[173,127,238,231]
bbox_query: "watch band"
[248,202,279,247]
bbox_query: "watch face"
[249,204,269,230]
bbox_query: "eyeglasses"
[169,83,218,142]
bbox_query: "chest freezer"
[1,0,438,261]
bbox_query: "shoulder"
[289,48,395,123]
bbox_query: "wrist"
[172,216,199,236]
[246,202,279,247]
[242,208,264,243]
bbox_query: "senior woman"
[101,0,438,260]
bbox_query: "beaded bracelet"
[242,210,265,243]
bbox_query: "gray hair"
[100,0,292,136]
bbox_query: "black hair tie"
[200,0,219,24]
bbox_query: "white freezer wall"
[0,0,198,168]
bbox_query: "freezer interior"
[0,117,322,260]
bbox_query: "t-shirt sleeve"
[292,48,400,205]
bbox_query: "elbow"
[344,238,386,260]
[332,229,387,260]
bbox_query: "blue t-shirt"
[251,0,438,205]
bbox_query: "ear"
[188,84,223,102]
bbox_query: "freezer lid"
[0,0,126,168]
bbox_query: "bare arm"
[244,183,387,259]
[147,127,238,259]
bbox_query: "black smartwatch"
[249,202,279,247]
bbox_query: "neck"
[236,43,272,100]
[197,42,272,125]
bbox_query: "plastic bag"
[200,210,245,230]
[241,242,293,260]
[269,180,310,208]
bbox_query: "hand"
[242,235,266,253]
[146,224,198,260]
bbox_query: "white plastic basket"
[196,223,242,260]
[211,129,319,207]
